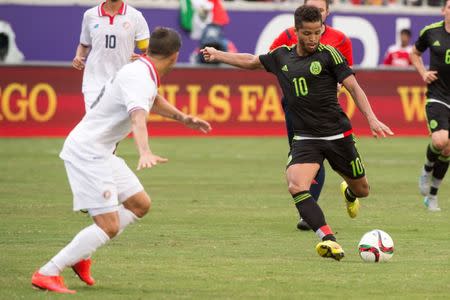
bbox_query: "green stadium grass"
[1,137,449,299]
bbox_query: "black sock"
[425,143,441,171]
[322,234,336,242]
[433,157,450,180]
[429,157,450,196]
[344,187,357,202]
[292,191,326,232]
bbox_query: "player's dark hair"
[304,0,330,10]
[294,5,323,30]
[148,27,182,58]
[400,28,411,37]
[444,0,450,7]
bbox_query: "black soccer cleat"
[296,218,311,231]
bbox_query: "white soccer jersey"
[80,2,150,95]
[60,57,160,161]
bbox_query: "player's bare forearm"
[343,75,393,137]
[201,47,263,70]
[152,95,212,133]
[410,47,427,77]
[130,109,152,156]
[76,44,90,58]
[151,94,187,122]
[343,76,376,121]
[131,109,168,170]
[73,44,90,70]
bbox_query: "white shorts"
[63,155,144,211]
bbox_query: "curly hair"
[294,5,323,30]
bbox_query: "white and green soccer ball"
[358,229,394,262]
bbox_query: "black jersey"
[415,21,450,102]
[259,44,354,137]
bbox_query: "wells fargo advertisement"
[0,66,428,137]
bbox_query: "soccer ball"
[358,229,394,262]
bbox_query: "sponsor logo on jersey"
[310,61,322,75]
[432,40,441,47]
[281,65,288,72]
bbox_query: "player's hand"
[183,115,212,134]
[130,53,141,61]
[137,153,168,170]
[368,118,394,138]
[422,70,438,84]
[72,56,86,70]
[201,47,218,63]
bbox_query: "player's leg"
[282,96,325,231]
[33,209,118,293]
[326,135,367,218]
[419,103,449,197]
[424,132,450,211]
[287,141,344,260]
[32,159,119,293]
[297,163,325,230]
[111,155,151,235]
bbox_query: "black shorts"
[426,101,450,133]
[287,135,365,179]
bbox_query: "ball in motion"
[358,229,394,262]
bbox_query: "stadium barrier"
[0,65,428,137]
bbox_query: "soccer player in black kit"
[202,5,393,260]
[411,0,450,212]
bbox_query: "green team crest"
[310,61,322,75]
[429,119,438,130]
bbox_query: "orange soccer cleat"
[31,271,76,294]
[72,258,95,286]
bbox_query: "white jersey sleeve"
[79,10,91,46]
[134,11,150,41]
[118,66,154,113]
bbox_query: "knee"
[288,182,303,196]
[136,195,151,218]
[353,182,370,198]
[131,193,151,218]
[99,222,120,239]
[433,139,448,151]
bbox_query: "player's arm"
[342,75,394,138]
[131,39,150,61]
[201,47,264,70]
[151,94,211,133]
[410,45,438,84]
[130,109,168,170]
[72,44,90,70]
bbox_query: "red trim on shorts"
[343,129,353,137]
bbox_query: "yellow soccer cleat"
[341,181,360,218]
[316,240,345,261]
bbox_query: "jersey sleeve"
[135,12,150,41]
[415,29,429,53]
[259,51,278,74]
[324,46,354,83]
[79,11,91,46]
[118,66,154,113]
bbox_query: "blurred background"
[0,0,443,136]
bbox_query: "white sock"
[39,224,109,276]
[117,205,139,235]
